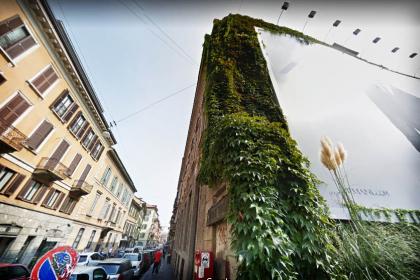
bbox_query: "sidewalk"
[140,257,175,280]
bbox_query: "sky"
[48,0,420,227]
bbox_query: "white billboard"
[257,29,420,219]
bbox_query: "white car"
[77,252,106,266]
[122,253,143,278]
[70,266,109,280]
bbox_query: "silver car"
[70,266,109,280]
[122,253,143,278]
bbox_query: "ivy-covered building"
[170,14,420,280]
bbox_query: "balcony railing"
[70,180,93,197]
[33,157,69,182]
[0,121,26,154]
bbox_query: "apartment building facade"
[121,195,146,248]
[0,0,137,266]
[137,204,160,247]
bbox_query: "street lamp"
[276,2,289,25]
[324,19,341,42]
[302,10,317,33]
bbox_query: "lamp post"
[276,2,289,25]
[324,19,341,42]
[302,10,316,33]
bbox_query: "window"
[100,167,111,186]
[0,16,36,60]
[99,199,110,220]
[139,233,145,238]
[69,114,86,137]
[21,180,42,201]
[86,230,96,250]
[29,65,58,96]
[52,92,74,118]
[81,129,95,148]
[108,204,116,222]
[115,209,121,224]
[72,228,85,249]
[91,142,104,160]
[0,93,31,127]
[88,192,101,216]
[141,224,147,229]
[116,183,123,198]
[0,167,16,192]
[109,177,118,193]
[60,196,77,214]
[42,189,61,208]
[26,120,54,151]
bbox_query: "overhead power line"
[117,0,197,66]
[117,83,196,123]
[129,0,197,65]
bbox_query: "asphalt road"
[140,257,175,280]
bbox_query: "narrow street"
[141,257,175,280]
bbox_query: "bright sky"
[48,0,420,227]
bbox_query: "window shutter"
[81,127,92,144]
[16,179,32,199]
[32,66,58,94]
[46,140,69,169]
[67,153,82,177]
[26,120,53,150]
[0,94,30,127]
[3,174,25,196]
[50,90,69,110]
[0,16,24,37]
[53,192,65,210]
[68,111,82,129]
[88,136,98,151]
[6,36,36,59]
[78,164,92,184]
[33,185,48,204]
[41,188,55,207]
[68,198,77,214]
[60,196,70,212]
[62,104,79,123]
[76,123,89,139]
[95,145,105,160]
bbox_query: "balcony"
[70,180,93,197]
[33,157,69,182]
[0,121,26,154]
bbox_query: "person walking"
[152,250,163,274]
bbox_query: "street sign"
[30,246,78,280]
[201,252,210,268]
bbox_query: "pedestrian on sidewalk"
[152,250,163,274]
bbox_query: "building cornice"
[24,0,117,146]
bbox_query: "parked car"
[78,252,106,266]
[0,263,30,280]
[122,253,142,278]
[70,266,108,280]
[95,259,134,280]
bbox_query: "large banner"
[257,29,420,219]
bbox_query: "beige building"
[121,195,146,248]
[0,0,137,266]
[137,204,160,248]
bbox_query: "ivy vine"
[198,14,337,279]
